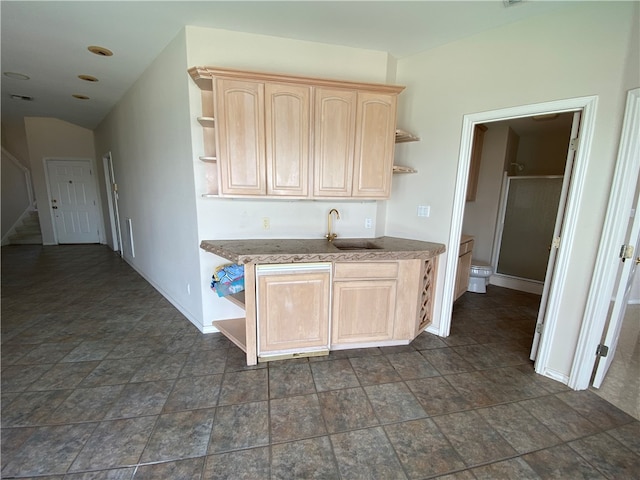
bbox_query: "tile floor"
[1,244,639,479]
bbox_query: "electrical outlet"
[417,205,430,217]
[364,218,373,229]
[262,217,270,230]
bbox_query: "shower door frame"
[490,174,565,294]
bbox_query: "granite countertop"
[200,237,446,264]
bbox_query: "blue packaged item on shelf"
[211,263,245,297]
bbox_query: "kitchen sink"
[331,239,384,250]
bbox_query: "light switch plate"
[417,205,430,217]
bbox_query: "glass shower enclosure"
[493,175,564,284]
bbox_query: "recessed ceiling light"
[78,74,99,82]
[72,94,90,100]
[4,72,30,80]
[10,94,33,101]
[87,45,113,57]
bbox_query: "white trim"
[570,88,640,390]
[440,95,598,386]
[102,153,119,251]
[542,368,570,385]
[122,256,205,333]
[489,275,543,295]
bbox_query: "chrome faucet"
[326,208,340,242]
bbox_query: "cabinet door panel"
[216,78,266,195]
[313,88,356,197]
[455,251,473,301]
[265,83,311,196]
[332,280,396,345]
[353,92,397,198]
[258,271,330,354]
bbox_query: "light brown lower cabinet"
[256,263,331,359]
[248,259,434,362]
[332,262,398,346]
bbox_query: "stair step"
[9,234,43,245]
[16,225,41,234]
[9,210,42,245]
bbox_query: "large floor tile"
[331,427,408,479]
[385,418,466,479]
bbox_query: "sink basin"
[332,239,384,251]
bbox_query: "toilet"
[468,261,493,294]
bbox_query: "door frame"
[102,152,123,254]
[43,157,104,245]
[437,95,598,383]
[571,88,640,390]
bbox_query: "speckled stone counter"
[200,236,446,264]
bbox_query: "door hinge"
[619,244,634,262]
[536,323,544,334]
[569,138,579,151]
[112,183,118,192]
[551,237,561,249]
[596,344,609,357]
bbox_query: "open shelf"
[197,116,215,128]
[199,156,217,163]
[393,165,418,174]
[212,318,247,353]
[224,291,245,309]
[395,129,420,143]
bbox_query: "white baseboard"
[122,256,205,334]
[541,367,570,387]
[490,274,544,295]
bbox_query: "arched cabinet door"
[313,88,357,197]
[265,83,311,197]
[215,78,266,196]
[353,92,397,198]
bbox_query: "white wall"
[24,117,97,245]
[516,130,570,176]
[390,2,639,379]
[93,30,204,328]
[1,120,30,168]
[184,26,397,328]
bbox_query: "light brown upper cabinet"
[353,92,397,198]
[215,78,266,196]
[265,83,311,197]
[189,66,404,199]
[313,88,357,197]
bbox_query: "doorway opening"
[102,152,122,255]
[455,112,576,364]
[439,95,598,385]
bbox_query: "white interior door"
[530,111,581,361]
[592,186,640,388]
[47,159,100,244]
